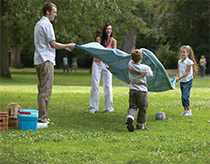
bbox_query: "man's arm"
[50,41,75,50]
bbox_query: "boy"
[126,49,153,132]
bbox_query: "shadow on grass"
[51,109,127,133]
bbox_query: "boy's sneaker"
[184,111,192,116]
[89,108,98,113]
[136,124,148,130]
[126,118,134,132]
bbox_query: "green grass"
[0,69,210,164]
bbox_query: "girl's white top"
[178,57,194,82]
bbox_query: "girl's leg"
[180,80,193,113]
[89,62,102,112]
[180,82,186,112]
[102,66,114,112]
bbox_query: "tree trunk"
[122,29,137,53]
[10,47,23,68]
[208,1,210,73]
[0,0,11,78]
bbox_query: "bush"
[156,44,177,69]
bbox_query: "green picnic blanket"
[75,42,176,92]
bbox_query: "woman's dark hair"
[101,23,113,47]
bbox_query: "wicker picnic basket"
[7,103,21,129]
[0,112,8,131]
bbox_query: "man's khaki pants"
[36,61,54,122]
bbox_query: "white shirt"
[178,57,194,82]
[34,16,56,65]
[128,60,153,92]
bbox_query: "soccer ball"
[155,112,167,120]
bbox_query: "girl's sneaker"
[181,111,187,116]
[184,111,192,116]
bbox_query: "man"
[199,55,207,77]
[63,55,69,72]
[34,2,75,126]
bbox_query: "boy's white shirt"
[128,60,153,92]
[178,57,194,82]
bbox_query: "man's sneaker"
[184,111,192,116]
[136,124,148,130]
[89,108,98,113]
[38,119,48,123]
[37,122,48,129]
[105,108,114,113]
[126,118,134,132]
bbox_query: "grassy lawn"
[0,69,210,164]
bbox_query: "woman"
[89,24,117,113]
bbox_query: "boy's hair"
[131,49,143,63]
[42,2,57,16]
[179,45,198,73]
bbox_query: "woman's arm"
[112,38,117,48]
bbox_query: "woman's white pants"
[89,61,113,111]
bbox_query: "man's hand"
[50,41,76,50]
[68,43,76,49]
[65,43,76,52]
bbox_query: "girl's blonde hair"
[179,45,198,73]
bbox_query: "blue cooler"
[18,109,38,130]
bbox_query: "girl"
[176,45,197,116]
[89,24,117,113]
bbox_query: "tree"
[134,0,210,71]
[7,0,42,68]
[3,0,148,68]
[0,0,11,78]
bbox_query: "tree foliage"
[0,0,209,72]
